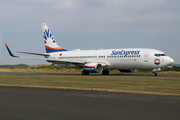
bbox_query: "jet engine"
[83,63,103,73]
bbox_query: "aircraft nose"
[167,57,174,65]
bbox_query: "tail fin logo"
[43,29,55,44]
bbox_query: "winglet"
[5,44,19,58]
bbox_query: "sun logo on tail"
[43,29,55,44]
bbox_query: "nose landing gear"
[152,68,162,76]
[152,71,157,76]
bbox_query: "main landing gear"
[81,70,110,75]
[102,70,109,75]
[82,71,89,75]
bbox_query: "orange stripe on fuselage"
[154,62,160,63]
[45,45,64,50]
[83,66,96,68]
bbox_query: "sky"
[0,0,180,65]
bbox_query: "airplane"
[5,23,174,76]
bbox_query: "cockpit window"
[155,54,166,57]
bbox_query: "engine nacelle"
[83,63,103,73]
[119,69,137,72]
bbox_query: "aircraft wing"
[5,44,85,65]
[17,51,49,57]
[46,59,85,64]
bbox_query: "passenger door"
[144,51,149,62]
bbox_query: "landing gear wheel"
[102,70,109,75]
[82,71,89,75]
[152,72,157,76]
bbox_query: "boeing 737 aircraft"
[5,23,174,76]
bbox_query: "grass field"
[0,68,180,75]
[0,75,179,96]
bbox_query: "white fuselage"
[47,48,174,70]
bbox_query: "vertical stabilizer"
[42,23,67,53]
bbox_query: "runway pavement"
[0,86,180,120]
[0,71,180,77]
